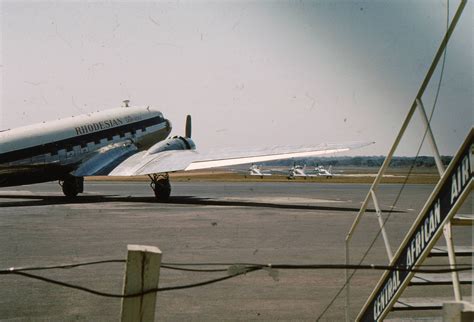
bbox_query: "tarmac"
[0,181,471,321]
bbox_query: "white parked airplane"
[314,165,334,178]
[288,164,336,179]
[0,105,372,200]
[248,164,272,178]
[288,164,312,179]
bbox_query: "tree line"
[262,156,453,168]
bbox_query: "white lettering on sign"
[451,153,471,205]
[373,270,400,320]
[406,199,441,267]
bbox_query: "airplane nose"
[165,119,172,132]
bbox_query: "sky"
[0,0,472,156]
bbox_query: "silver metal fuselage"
[0,107,171,187]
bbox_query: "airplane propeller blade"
[185,115,192,138]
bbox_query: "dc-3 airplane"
[0,104,373,201]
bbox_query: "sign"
[358,129,473,322]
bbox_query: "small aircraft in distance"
[287,164,334,179]
[314,165,334,178]
[248,164,272,178]
[288,164,313,179]
[0,103,373,200]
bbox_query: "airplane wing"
[107,141,373,176]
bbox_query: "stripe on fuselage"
[0,116,165,164]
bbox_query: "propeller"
[185,115,192,138]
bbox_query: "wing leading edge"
[108,141,374,176]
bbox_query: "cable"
[316,2,451,320]
[2,263,470,300]
[2,261,470,275]
[163,263,472,274]
[0,260,227,274]
[164,262,470,267]
[6,266,263,298]
[158,266,262,292]
[160,265,228,273]
[11,271,128,299]
[0,259,126,273]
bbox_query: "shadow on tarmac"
[0,194,403,213]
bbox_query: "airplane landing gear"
[60,176,84,197]
[149,173,171,201]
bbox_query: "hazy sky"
[1,0,472,156]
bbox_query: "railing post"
[442,223,462,301]
[415,98,445,176]
[121,245,162,322]
[370,189,393,262]
[415,97,463,302]
[345,241,350,322]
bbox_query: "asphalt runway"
[0,181,471,321]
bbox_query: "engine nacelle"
[147,136,196,155]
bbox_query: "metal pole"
[370,189,393,262]
[345,242,350,322]
[415,98,446,176]
[346,99,419,244]
[416,98,462,301]
[443,222,462,301]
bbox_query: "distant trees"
[262,156,453,168]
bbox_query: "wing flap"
[73,141,138,176]
[109,150,197,176]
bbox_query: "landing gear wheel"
[149,174,171,201]
[60,176,84,198]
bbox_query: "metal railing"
[344,1,467,320]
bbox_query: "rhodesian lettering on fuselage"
[75,118,124,135]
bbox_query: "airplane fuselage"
[0,107,171,187]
